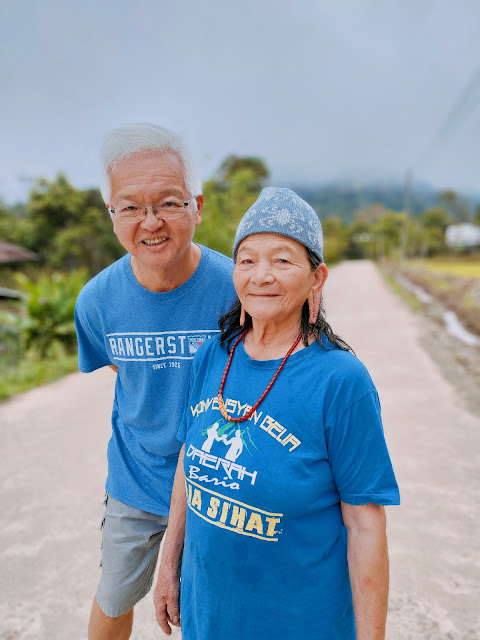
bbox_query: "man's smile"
[142,237,168,246]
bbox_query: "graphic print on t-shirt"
[185,478,283,542]
[184,400,302,542]
[186,417,259,490]
[106,330,219,365]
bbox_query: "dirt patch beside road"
[419,312,480,419]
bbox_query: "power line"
[414,67,480,170]
[403,66,480,220]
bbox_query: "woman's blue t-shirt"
[178,335,400,639]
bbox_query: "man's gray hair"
[100,123,202,203]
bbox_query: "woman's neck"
[243,321,305,360]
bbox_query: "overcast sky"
[1,0,480,204]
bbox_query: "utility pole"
[400,168,413,259]
[404,168,412,217]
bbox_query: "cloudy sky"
[1,0,480,203]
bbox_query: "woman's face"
[233,233,326,327]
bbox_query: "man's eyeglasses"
[109,195,196,223]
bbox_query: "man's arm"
[108,365,118,373]
[154,446,186,635]
[341,502,389,640]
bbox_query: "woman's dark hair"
[219,246,353,354]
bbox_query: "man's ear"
[194,195,203,227]
[106,204,117,234]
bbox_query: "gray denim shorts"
[96,494,169,617]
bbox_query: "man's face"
[108,152,202,284]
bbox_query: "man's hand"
[153,566,181,635]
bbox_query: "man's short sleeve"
[325,391,400,506]
[74,299,111,372]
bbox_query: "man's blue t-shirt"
[74,246,235,515]
[178,335,400,639]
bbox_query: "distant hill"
[292,182,480,222]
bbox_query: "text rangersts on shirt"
[107,330,219,369]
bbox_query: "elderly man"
[74,123,235,639]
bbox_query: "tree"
[473,205,480,227]
[345,217,374,259]
[321,216,349,264]
[217,155,269,190]
[419,207,451,255]
[402,217,427,257]
[26,174,84,251]
[0,201,33,247]
[438,190,471,222]
[194,157,270,256]
[370,211,406,258]
[23,175,124,275]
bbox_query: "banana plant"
[0,269,87,358]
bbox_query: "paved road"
[1,260,478,639]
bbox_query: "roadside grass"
[392,257,480,336]
[407,258,480,279]
[0,353,79,402]
[379,268,423,312]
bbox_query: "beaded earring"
[308,290,321,324]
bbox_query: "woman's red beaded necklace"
[217,330,302,423]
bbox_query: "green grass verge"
[379,267,424,312]
[407,259,480,279]
[0,354,79,402]
[392,259,480,336]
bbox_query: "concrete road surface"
[0,260,478,639]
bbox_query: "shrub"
[0,269,87,358]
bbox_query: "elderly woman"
[154,188,400,639]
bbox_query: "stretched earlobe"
[308,290,321,324]
[240,305,246,326]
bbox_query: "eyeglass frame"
[109,195,197,223]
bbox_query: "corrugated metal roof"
[0,286,22,299]
[0,242,38,264]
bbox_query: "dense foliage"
[0,270,86,358]
[0,174,125,276]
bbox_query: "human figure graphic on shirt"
[223,429,244,461]
[201,422,223,453]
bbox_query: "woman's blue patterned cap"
[233,187,324,262]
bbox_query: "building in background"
[445,223,480,250]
